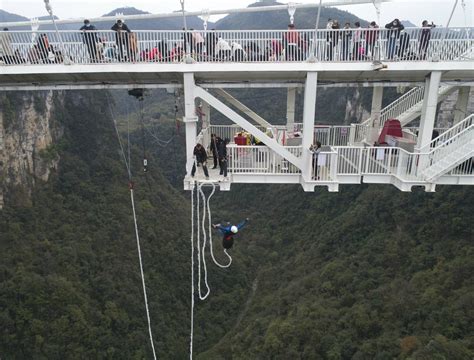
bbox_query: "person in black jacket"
[111,19,131,61]
[210,134,221,169]
[191,143,209,178]
[206,29,218,60]
[80,20,98,62]
[419,20,435,60]
[218,138,230,177]
[385,18,404,59]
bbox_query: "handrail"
[421,114,474,152]
[1,27,473,66]
[427,123,473,155]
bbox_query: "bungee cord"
[106,92,157,360]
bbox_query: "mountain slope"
[197,184,474,359]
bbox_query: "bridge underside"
[1,62,473,90]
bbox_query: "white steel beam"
[201,101,211,150]
[453,87,471,124]
[0,83,182,91]
[417,71,442,150]
[368,86,384,143]
[183,73,198,176]
[302,72,318,182]
[194,87,302,169]
[214,89,272,128]
[286,88,297,132]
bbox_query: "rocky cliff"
[0,91,63,207]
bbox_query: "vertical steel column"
[417,71,442,150]
[183,73,198,175]
[453,87,471,124]
[368,85,384,144]
[302,72,318,181]
[201,101,211,149]
[286,87,296,132]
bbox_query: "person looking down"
[212,218,249,249]
[111,19,131,61]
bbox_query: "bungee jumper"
[212,218,249,249]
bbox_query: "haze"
[2,0,472,27]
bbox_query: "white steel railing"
[221,141,472,181]
[421,124,474,180]
[421,114,474,152]
[209,124,268,143]
[228,145,302,175]
[311,150,337,181]
[335,147,363,175]
[1,27,472,66]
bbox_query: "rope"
[189,184,195,360]
[130,188,157,360]
[106,93,131,178]
[106,92,157,359]
[196,182,211,300]
[202,183,232,268]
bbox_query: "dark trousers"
[191,161,209,177]
[219,158,228,177]
[223,236,234,249]
[313,159,319,180]
[86,42,98,62]
[212,151,218,168]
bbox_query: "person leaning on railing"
[283,23,301,61]
[0,28,15,64]
[36,33,51,63]
[341,22,352,61]
[310,141,322,180]
[385,19,404,60]
[206,29,218,60]
[79,20,99,63]
[352,22,363,61]
[365,21,379,60]
[111,19,131,62]
[419,20,435,60]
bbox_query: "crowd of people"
[0,18,439,65]
[325,18,436,61]
[191,134,230,180]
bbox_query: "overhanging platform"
[1,62,473,90]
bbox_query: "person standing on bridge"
[385,19,404,60]
[191,143,210,179]
[80,20,99,63]
[111,19,131,62]
[419,20,435,60]
[0,28,15,64]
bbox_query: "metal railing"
[1,27,472,66]
[228,144,302,175]
[421,114,474,152]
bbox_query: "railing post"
[367,85,384,144]
[417,71,442,151]
[302,71,318,182]
[286,87,296,132]
[330,151,338,181]
[183,72,198,176]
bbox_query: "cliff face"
[0,91,63,207]
[437,88,474,127]
[344,87,371,125]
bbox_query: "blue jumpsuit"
[215,219,248,249]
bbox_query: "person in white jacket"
[215,37,232,60]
